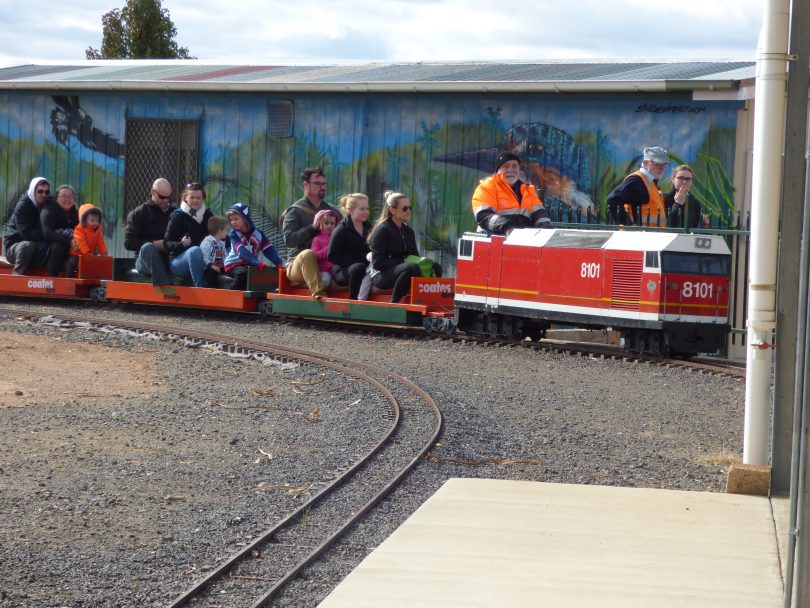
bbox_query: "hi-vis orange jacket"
[623,170,666,227]
[471,173,550,235]
[70,203,108,256]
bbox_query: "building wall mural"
[0,91,743,272]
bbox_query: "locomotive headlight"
[695,237,712,249]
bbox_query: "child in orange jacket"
[67,203,107,276]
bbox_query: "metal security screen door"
[124,119,199,214]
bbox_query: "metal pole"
[785,141,810,608]
[744,0,790,465]
[779,0,810,603]
[772,0,810,495]
[786,137,810,608]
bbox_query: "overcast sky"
[0,0,764,67]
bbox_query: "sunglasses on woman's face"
[400,206,412,212]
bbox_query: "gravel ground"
[0,301,745,607]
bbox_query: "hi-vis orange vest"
[623,170,665,227]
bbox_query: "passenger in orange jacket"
[471,152,551,235]
[67,203,107,276]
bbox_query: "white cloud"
[0,0,765,66]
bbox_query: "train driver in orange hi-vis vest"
[606,146,670,227]
[471,152,551,236]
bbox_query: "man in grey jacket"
[281,167,339,299]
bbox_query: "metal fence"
[124,119,200,215]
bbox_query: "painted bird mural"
[50,95,126,159]
[437,121,595,213]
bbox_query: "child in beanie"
[310,209,339,289]
[223,204,283,290]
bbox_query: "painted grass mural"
[1,92,743,272]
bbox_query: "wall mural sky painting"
[1,92,743,270]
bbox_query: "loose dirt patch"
[0,330,166,407]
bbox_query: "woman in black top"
[328,193,371,299]
[40,185,79,276]
[164,182,213,287]
[367,191,441,304]
[664,164,703,228]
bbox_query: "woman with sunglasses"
[164,182,212,287]
[3,176,51,275]
[367,191,441,304]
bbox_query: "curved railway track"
[0,306,443,607]
[0,298,745,380]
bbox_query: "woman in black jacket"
[327,193,371,299]
[664,164,703,228]
[367,191,441,304]
[40,185,79,276]
[164,182,212,287]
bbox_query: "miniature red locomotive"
[454,228,731,355]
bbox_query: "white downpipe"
[744,0,790,465]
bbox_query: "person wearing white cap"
[606,146,669,226]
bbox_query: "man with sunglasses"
[606,146,669,226]
[124,177,175,285]
[3,176,52,275]
[280,167,339,299]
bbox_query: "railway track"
[0,298,745,379]
[0,306,443,607]
[274,315,746,379]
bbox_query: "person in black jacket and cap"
[3,176,51,275]
[606,146,669,226]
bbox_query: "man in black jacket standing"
[124,178,175,285]
[3,176,51,275]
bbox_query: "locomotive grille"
[610,259,643,310]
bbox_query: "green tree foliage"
[86,0,193,59]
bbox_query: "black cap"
[495,151,521,171]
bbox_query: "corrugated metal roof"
[0,60,757,93]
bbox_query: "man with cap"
[471,152,551,235]
[606,146,669,226]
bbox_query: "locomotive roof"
[497,228,731,255]
[603,230,731,255]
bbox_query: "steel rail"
[0,306,443,607]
